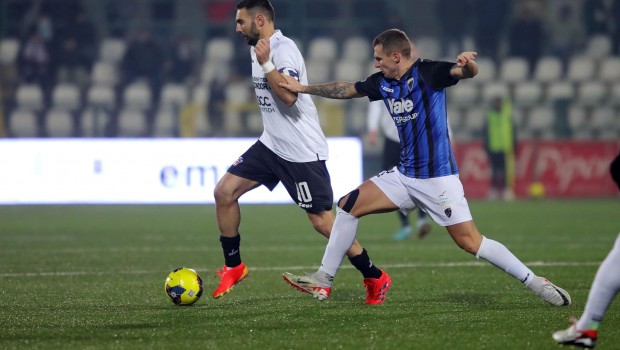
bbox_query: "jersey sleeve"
[354,72,384,101]
[418,60,459,90]
[271,41,302,81]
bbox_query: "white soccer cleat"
[282,272,331,301]
[552,323,598,348]
[533,277,571,306]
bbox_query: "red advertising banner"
[455,140,620,199]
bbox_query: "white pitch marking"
[0,261,601,278]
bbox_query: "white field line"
[0,261,601,278]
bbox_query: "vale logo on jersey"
[387,98,413,114]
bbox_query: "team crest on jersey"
[407,77,415,92]
[444,207,452,218]
[232,156,243,166]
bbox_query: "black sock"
[348,248,382,279]
[220,234,241,267]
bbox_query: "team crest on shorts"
[232,156,243,166]
[444,207,452,218]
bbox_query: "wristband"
[261,61,276,74]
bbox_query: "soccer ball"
[164,267,204,305]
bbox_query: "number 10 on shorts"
[296,182,312,203]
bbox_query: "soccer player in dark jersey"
[279,28,571,307]
[552,150,620,348]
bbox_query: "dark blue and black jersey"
[355,59,459,179]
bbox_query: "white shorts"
[369,167,473,226]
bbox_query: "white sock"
[475,236,536,286]
[318,207,359,278]
[576,233,620,330]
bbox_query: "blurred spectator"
[508,5,544,74]
[121,29,164,103]
[206,74,226,136]
[546,3,585,71]
[70,11,97,65]
[165,35,198,84]
[18,31,51,86]
[582,0,620,54]
[483,96,516,201]
[436,0,471,57]
[473,0,512,63]
[56,38,89,89]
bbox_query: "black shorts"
[227,141,333,213]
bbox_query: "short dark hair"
[373,29,411,58]
[236,0,275,21]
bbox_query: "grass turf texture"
[0,199,618,349]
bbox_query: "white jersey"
[251,30,328,162]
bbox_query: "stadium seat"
[513,81,542,107]
[462,106,486,138]
[533,56,563,83]
[91,61,119,86]
[204,37,234,62]
[480,82,509,102]
[576,81,606,107]
[590,107,615,132]
[415,36,441,59]
[0,38,19,65]
[200,60,230,84]
[224,81,253,135]
[566,56,596,82]
[117,109,147,137]
[342,36,371,63]
[307,37,338,62]
[122,81,152,112]
[51,83,81,112]
[474,57,496,83]
[597,57,620,83]
[15,84,45,111]
[8,110,38,137]
[84,85,116,136]
[610,82,620,107]
[499,57,529,83]
[98,38,126,64]
[449,79,479,108]
[154,84,189,137]
[306,59,332,84]
[334,60,363,82]
[584,34,612,59]
[525,107,555,139]
[567,106,587,130]
[45,110,74,137]
[546,81,575,102]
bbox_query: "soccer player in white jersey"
[211,0,391,305]
[279,29,571,307]
[552,150,620,349]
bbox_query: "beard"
[244,23,260,46]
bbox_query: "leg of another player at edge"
[312,181,398,286]
[308,208,382,284]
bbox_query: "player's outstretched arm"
[279,80,363,99]
[451,51,478,80]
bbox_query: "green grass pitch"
[1,199,619,349]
